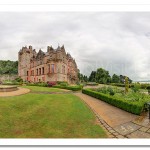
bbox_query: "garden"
[82,82,150,115]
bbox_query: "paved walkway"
[0,87,30,97]
[74,92,150,138]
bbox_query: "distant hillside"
[0,60,18,75]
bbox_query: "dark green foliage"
[147,86,150,94]
[112,74,120,83]
[82,89,145,115]
[125,76,129,94]
[89,71,96,82]
[120,75,132,84]
[88,68,132,85]
[78,71,88,82]
[95,68,111,84]
[57,81,68,87]
[14,77,23,83]
[0,60,18,75]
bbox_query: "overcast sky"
[0,12,150,81]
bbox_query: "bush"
[131,83,141,93]
[2,81,22,85]
[47,81,57,87]
[59,82,68,87]
[82,88,144,115]
[107,87,115,96]
[147,86,150,95]
[26,82,48,87]
[14,77,23,83]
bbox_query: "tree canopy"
[0,60,18,75]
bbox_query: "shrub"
[59,82,68,87]
[131,83,141,93]
[47,81,57,87]
[82,88,144,115]
[2,81,22,85]
[107,87,115,96]
[14,77,23,83]
[147,86,150,95]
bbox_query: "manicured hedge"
[26,82,48,87]
[82,89,144,115]
[2,81,22,85]
[53,85,82,91]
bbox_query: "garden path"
[74,92,150,138]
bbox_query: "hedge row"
[53,85,82,91]
[2,81,22,85]
[26,82,48,87]
[82,89,144,115]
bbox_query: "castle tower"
[18,46,33,81]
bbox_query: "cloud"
[0,12,150,81]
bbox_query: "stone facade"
[18,45,78,84]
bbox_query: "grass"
[22,86,62,92]
[0,86,107,138]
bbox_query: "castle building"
[18,45,78,84]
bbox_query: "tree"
[95,68,111,84]
[89,71,96,82]
[0,60,18,75]
[112,74,120,83]
[125,76,129,94]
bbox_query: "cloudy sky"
[0,12,150,81]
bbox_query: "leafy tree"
[112,74,120,83]
[0,60,18,75]
[125,76,129,94]
[89,71,96,82]
[120,75,132,84]
[95,68,111,84]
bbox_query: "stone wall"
[0,74,18,82]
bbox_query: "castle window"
[36,69,38,75]
[51,64,54,73]
[27,71,29,76]
[39,68,41,75]
[48,64,50,73]
[31,70,34,76]
[42,67,44,75]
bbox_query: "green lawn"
[23,86,62,92]
[0,86,107,138]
